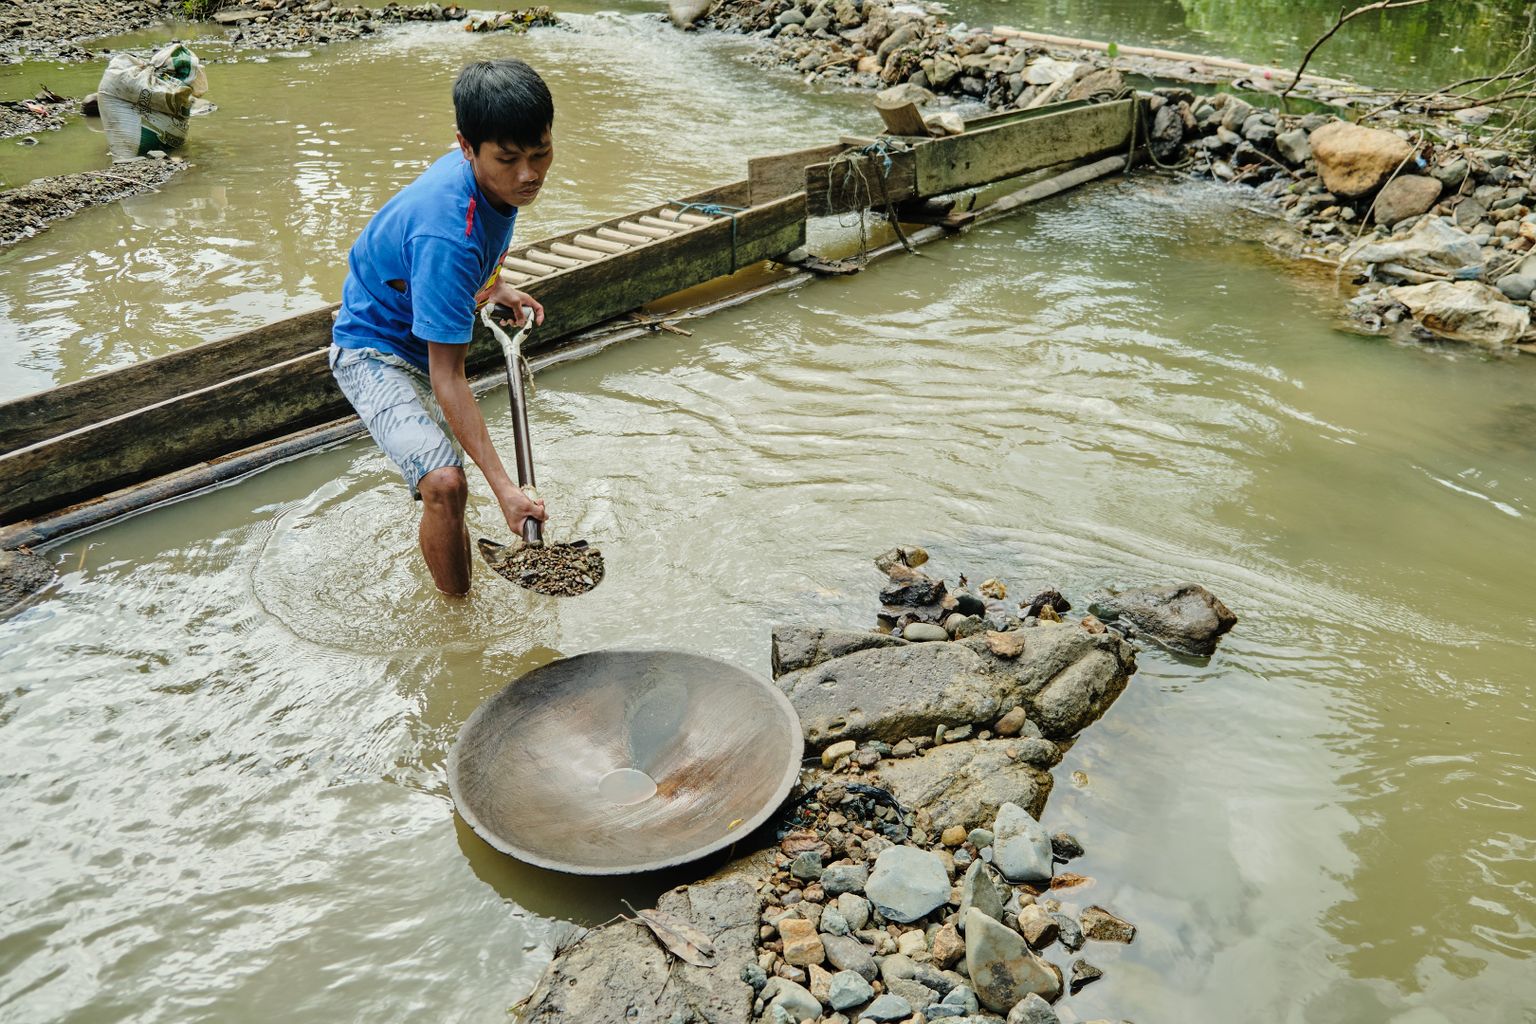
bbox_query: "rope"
[824,136,919,261]
[667,200,748,273]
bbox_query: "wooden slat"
[916,99,1133,197]
[875,99,931,138]
[524,248,583,269]
[806,146,919,217]
[505,256,563,276]
[618,221,674,239]
[574,234,628,254]
[748,143,847,205]
[636,216,691,233]
[597,227,651,246]
[550,242,608,261]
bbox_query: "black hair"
[453,59,554,152]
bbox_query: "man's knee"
[418,467,468,512]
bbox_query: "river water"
[2,3,1535,1023]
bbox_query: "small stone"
[1275,127,1311,166]
[741,962,768,990]
[1007,992,1061,1024]
[992,803,1053,883]
[822,905,850,936]
[979,578,1006,599]
[829,970,875,1011]
[792,850,825,881]
[903,622,949,642]
[896,928,927,957]
[1497,273,1536,301]
[1373,175,1443,226]
[1037,604,1061,623]
[930,921,965,968]
[885,977,938,1011]
[837,892,872,931]
[822,863,870,897]
[953,848,973,869]
[780,917,827,966]
[968,828,994,848]
[1049,832,1083,861]
[1017,904,1059,948]
[942,983,980,1013]
[822,739,858,767]
[1080,905,1136,944]
[957,860,1009,930]
[985,629,1027,658]
[865,846,951,923]
[993,707,1028,736]
[824,933,878,981]
[1069,959,1103,994]
[1051,913,1084,952]
[809,962,835,1004]
[1079,614,1106,634]
[859,993,913,1021]
[941,825,967,847]
[764,978,822,1022]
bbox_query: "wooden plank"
[916,99,1133,197]
[806,145,919,217]
[748,143,846,205]
[875,99,931,138]
[0,351,346,523]
[0,305,336,455]
[960,98,1095,132]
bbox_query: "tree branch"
[1282,0,1435,100]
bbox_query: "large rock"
[964,909,1062,1011]
[964,627,1135,739]
[1275,128,1311,166]
[1087,583,1236,656]
[956,860,1010,930]
[1065,68,1124,101]
[1343,216,1483,278]
[864,846,951,923]
[1309,120,1415,198]
[991,802,1053,883]
[520,878,758,1023]
[667,0,711,27]
[775,642,1004,749]
[1372,174,1442,226]
[772,624,907,677]
[1,547,53,614]
[1386,280,1531,347]
[878,739,1052,830]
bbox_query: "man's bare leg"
[418,466,472,596]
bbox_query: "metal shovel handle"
[482,305,542,546]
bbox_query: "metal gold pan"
[448,649,805,875]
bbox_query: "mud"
[0,158,185,247]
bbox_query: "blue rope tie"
[667,200,750,273]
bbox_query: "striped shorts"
[329,344,463,499]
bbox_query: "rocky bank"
[0,156,186,246]
[514,549,1235,1023]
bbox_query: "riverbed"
[2,3,1534,1023]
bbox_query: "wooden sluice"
[0,96,1145,547]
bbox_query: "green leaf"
[1107,41,1120,58]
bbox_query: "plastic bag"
[97,44,209,161]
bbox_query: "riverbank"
[516,552,1234,1024]
[0,156,185,245]
[1,0,180,63]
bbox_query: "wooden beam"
[915,99,1133,197]
[748,143,847,205]
[806,145,919,217]
[875,99,931,138]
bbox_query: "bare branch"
[1282,0,1435,100]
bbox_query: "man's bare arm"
[427,340,546,535]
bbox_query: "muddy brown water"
[2,4,1535,1023]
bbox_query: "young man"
[330,59,554,596]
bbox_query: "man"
[330,59,553,596]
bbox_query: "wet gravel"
[479,538,604,597]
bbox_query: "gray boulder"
[1386,280,1531,347]
[878,739,1052,831]
[519,877,758,1022]
[1,548,53,614]
[1275,128,1311,166]
[960,626,1136,739]
[771,624,908,677]
[1373,175,1443,226]
[864,846,951,923]
[1496,273,1536,300]
[992,802,1053,883]
[964,909,1062,1011]
[1087,583,1236,656]
[1344,216,1483,277]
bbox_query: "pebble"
[964,908,1062,1010]
[903,622,948,642]
[896,928,927,957]
[1080,905,1136,943]
[1007,992,1061,1024]
[1497,273,1536,300]
[828,970,874,1011]
[822,863,869,897]
[941,825,967,847]
[821,906,850,936]
[1049,832,1083,861]
[865,846,951,922]
[780,917,826,966]
[968,828,995,848]
[859,993,913,1021]
[836,892,871,930]
[1069,958,1104,993]
[791,850,824,881]
[957,859,1009,928]
[1051,912,1084,952]
[823,933,878,981]
[821,739,857,767]
[992,803,1054,883]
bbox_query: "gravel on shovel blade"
[478,537,604,597]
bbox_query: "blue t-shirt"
[333,151,516,373]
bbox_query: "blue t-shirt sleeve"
[407,234,482,345]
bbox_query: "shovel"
[475,305,604,597]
